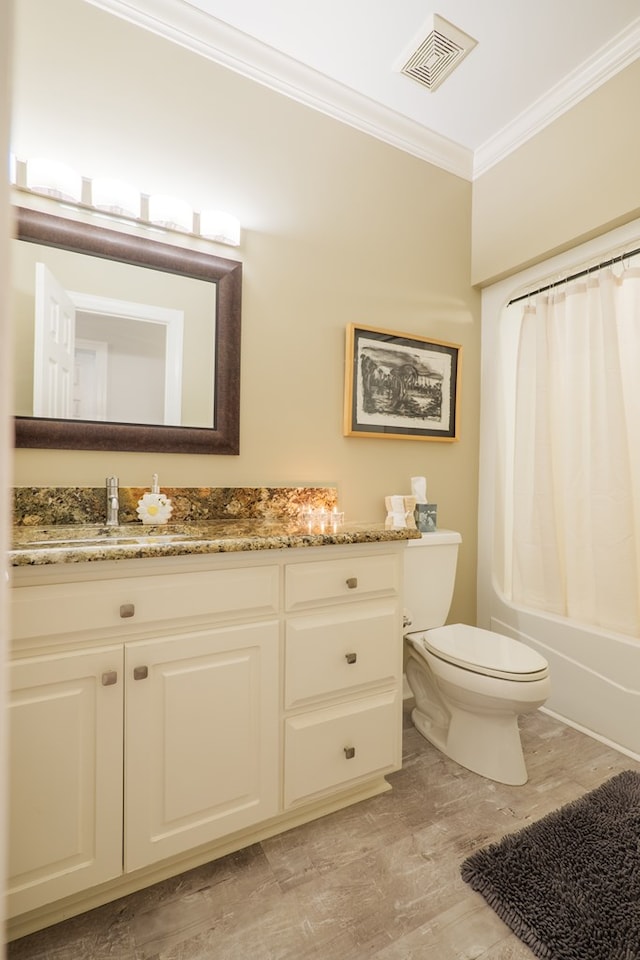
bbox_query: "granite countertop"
[9,519,421,567]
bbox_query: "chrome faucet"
[106,476,119,527]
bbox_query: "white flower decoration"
[136,492,173,525]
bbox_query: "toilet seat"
[417,624,549,682]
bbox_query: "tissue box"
[414,503,437,532]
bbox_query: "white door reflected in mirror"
[33,263,184,425]
[74,337,108,420]
[33,262,75,419]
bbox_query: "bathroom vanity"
[8,519,415,938]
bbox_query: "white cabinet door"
[8,647,124,917]
[125,621,280,871]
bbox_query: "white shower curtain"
[494,261,640,637]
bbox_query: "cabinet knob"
[133,666,149,681]
[120,603,135,619]
[344,746,356,760]
[345,652,357,664]
[345,577,358,590]
[101,670,118,686]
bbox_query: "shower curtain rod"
[508,244,640,306]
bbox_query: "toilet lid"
[421,624,549,681]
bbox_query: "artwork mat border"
[343,323,461,442]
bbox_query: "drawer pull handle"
[120,603,135,619]
[344,746,356,760]
[346,577,358,590]
[133,666,149,681]
[345,652,357,664]
[101,670,118,686]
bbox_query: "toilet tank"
[403,530,462,631]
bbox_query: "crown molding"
[84,1,640,184]
[473,18,640,178]
[85,0,473,180]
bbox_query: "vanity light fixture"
[12,155,242,247]
[148,193,194,233]
[25,157,83,203]
[199,209,241,247]
[90,177,141,219]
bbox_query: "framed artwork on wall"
[344,323,461,441]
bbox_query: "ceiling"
[90,0,640,179]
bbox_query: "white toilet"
[403,531,550,785]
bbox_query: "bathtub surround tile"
[8,705,640,960]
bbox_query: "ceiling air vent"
[399,14,477,92]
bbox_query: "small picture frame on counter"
[415,503,437,532]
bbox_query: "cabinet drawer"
[12,565,280,641]
[285,600,400,708]
[284,690,400,807]
[285,553,400,611]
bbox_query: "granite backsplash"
[13,486,338,527]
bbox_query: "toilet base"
[404,638,549,786]
[410,701,528,786]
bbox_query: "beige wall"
[10,0,480,624]
[2,1,14,949]
[472,58,640,286]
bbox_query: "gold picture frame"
[344,323,461,441]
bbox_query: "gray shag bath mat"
[460,770,640,960]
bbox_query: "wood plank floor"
[7,702,640,960]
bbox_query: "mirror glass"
[12,207,242,454]
[13,240,218,427]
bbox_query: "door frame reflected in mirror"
[13,206,242,454]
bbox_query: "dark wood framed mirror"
[13,206,241,454]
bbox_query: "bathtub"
[482,588,640,761]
